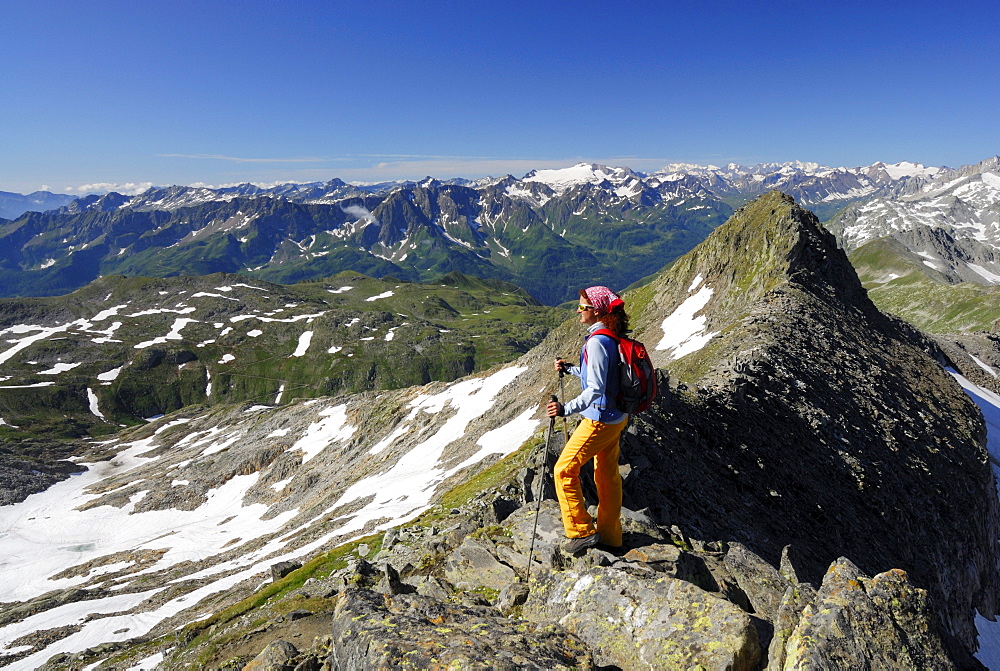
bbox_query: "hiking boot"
[563,533,601,555]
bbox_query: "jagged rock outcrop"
[523,566,761,669]
[781,558,952,669]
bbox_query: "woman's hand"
[553,358,571,374]
[546,401,564,417]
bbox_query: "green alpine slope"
[0,271,567,442]
[849,237,1000,334]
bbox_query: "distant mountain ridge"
[0,169,730,303]
[1,158,969,304]
[0,189,76,219]
[830,156,1000,253]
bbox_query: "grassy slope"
[0,271,567,447]
[849,237,1000,333]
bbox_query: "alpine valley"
[1,158,1000,669]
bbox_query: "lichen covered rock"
[781,557,952,669]
[329,588,594,670]
[523,567,761,670]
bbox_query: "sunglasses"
[577,304,595,312]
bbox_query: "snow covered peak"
[658,162,721,175]
[521,163,636,195]
[879,161,941,180]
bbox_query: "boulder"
[271,561,302,583]
[244,639,298,671]
[523,567,761,670]
[506,500,569,572]
[624,542,717,590]
[443,537,516,591]
[328,588,593,670]
[724,542,792,621]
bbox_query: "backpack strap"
[583,328,620,365]
[588,328,620,344]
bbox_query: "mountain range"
[2,158,981,305]
[1,193,999,668]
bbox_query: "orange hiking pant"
[554,417,626,546]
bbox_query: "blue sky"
[2,0,997,194]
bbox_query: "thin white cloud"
[159,154,344,164]
[340,204,376,222]
[188,180,309,189]
[65,182,154,195]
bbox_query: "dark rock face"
[0,456,84,506]
[328,589,594,670]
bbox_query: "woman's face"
[577,300,601,325]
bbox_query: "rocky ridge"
[2,192,998,669]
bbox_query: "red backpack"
[589,329,658,414]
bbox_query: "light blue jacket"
[563,322,626,424]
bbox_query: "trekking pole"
[557,360,570,445]
[525,394,558,586]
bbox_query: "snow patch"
[451,407,540,472]
[134,318,199,349]
[92,305,128,321]
[328,366,527,537]
[291,331,313,357]
[968,264,1000,284]
[366,291,394,302]
[656,285,718,359]
[290,404,353,463]
[97,366,122,382]
[38,362,82,375]
[970,355,999,378]
[86,389,106,421]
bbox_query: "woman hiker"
[546,285,628,554]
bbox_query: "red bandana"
[583,286,624,314]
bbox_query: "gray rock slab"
[329,588,594,670]
[443,537,516,591]
[523,567,761,670]
[244,639,299,671]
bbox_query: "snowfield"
[0,364,536,669]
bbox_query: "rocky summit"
[1,191,998,669]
